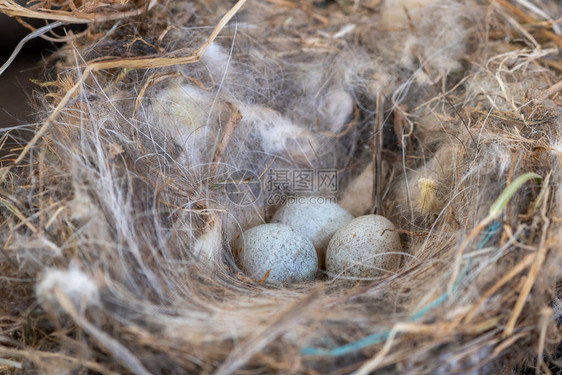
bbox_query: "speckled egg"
[233,223,318,285]
[326,215,402,279]
[271,197,353,268]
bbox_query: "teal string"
[301,331,390,356]
[476,220,502,249]
[408,291,450,322]
[301,220,501,357]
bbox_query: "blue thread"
[408,291,450,322]
[301,331,390,356]
[301,221,502,357]
[476,220,502,249]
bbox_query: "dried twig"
[504,185,550,336]
[211,104,242,175]
[0,0,148,23]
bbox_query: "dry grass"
[0,0,561,374]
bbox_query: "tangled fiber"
[1,0,562,373]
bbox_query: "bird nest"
[0,0,561,373]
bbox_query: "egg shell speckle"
[234,223,318,285]
[326,215,402,279]
[271,197,353,268]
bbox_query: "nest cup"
[0,0,562,373]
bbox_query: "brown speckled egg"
[234,223,318,285]
[326,215,401,279]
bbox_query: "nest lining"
[0,0,561,373]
